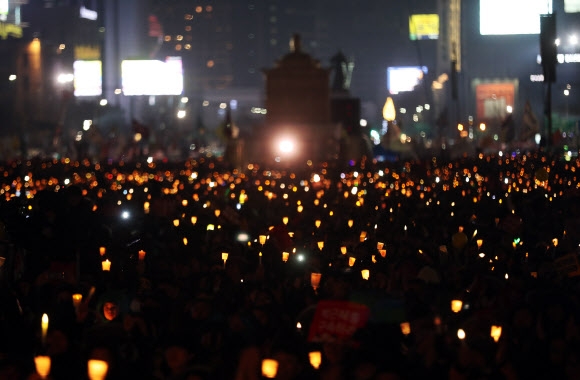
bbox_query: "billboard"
[121,57,183,96]
[387,66,428,95]
[480,0,553,35]
[475,82,516,120]
[565,0,580,12]
[73,60,102,97]
[409,14,439,40]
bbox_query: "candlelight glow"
[72,294,83,308]
[309,351,322,370]
[261,359,278,378]
[41,313,49,345]
[361,269,370,280]
[317,241,324,251]
[377,241,384,250]
[173,219,179,227]
[102,259,111,271]
[451,299,463,313]
[490,325,502,342]
[35,356,51,379]
[348,219,354,228]
[379,249,386,258]
[311,272,322,290]
[340,246,347,255]
[348,257,356,267]
[259,235,267,245]
[191,216,197,225]
[282,251,289,262]
[99,246,106,256]
[400,322,411,336]
[477,239,483,249]
[457,329,466,340]
[282,216,289,225]
[315,219,321,228]
[88,359,108,380]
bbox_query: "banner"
[308,300,370,342]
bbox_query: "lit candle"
[222,252,228,267]
[191,216,197,225]
[317,241,324,251]
[310,272,321,292]
[308,351,322,370]
[259,235,267,245]
[400,322,411,336]
[348,257,356,267]
[261,359,278,379]
[34,356,51,379]
[377,242,384,250]
[138,250,146,261]
[340,246,347,255]
[41,313,49,346]
[315,219,321,228]
[99,246,106,256]
[72,293,83,309]
[101,259,111,272]
[87,359,108,380]
[476,239,483,249]
[451,299,463,313]
[490,325,502,342]
[282,252,289,262]
[282,216,289,225]
[361,269,370,280]
[348,219,354,228]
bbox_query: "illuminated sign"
[387,66,428,95]
[474,82,516,120]
[0,22,22,39]
[79,6,98,20]
[73,60,102,97]
[565,0,580,12]
[75,45,100,60]
[537,53,580,64]
[409,14,439,40]
[480,0,552,35]
[122,57,183,96]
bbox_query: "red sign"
[308,300,370,342]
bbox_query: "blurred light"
[359,119,367,127]
[57,73,74,84]
[177,110,186,119]
[181,97,189,103]
[8,74,16,81]
[571,35,578,45]
[99,99,108,106]
[83,120,92,131]
[506,105,513,114]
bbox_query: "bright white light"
[57,73,74,84]
[506,105,513,114]
[219,103,227,109]
[278,138,295,154]
[99,99,108,106]
[359,119,367,127]
[147,157,153,163]
[8,74,16,81]
[64,179,70,185]
[564,89,570,96]
[121,211,130,219]
[82,120,92,131]
[570,35,578,46]
[177,110,186,119]
[181,96,189,103]
[457,329,466,340]
[297,254,304,262]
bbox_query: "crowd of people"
[0,151,579,380]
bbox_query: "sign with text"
[308,300,370,342]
